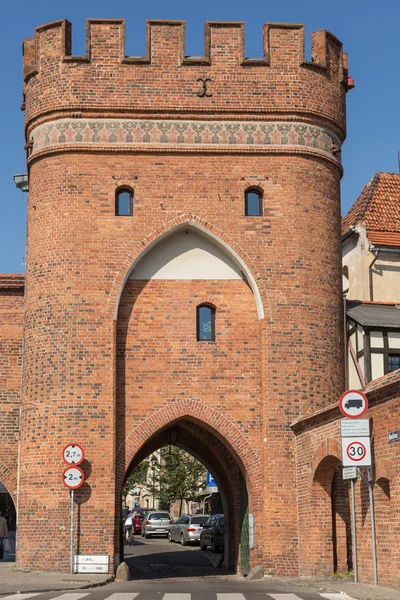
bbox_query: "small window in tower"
[115,188,133,216]
[245,188,263,216]
[197,304,215,342]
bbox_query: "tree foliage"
[122,458,149,504]
[159,447,206,512]
[123,447,206,512]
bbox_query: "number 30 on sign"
[341,437,371,467]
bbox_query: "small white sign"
[342,466,357,480]
[206,486,218,493]
[341,419,370,437]
[342,437,372,467]
[388,430,399,443]
[74,554,109,574]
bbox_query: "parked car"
[200,514,225,552]
[141,511,172,538]
[169,514,210,546]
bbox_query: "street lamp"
[13,174,29,192]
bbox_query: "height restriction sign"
[62,443,84,465]
[341,437,372,467]
[62,466,85,489]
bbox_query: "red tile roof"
[342,172,400,246]
[0,274,25,289]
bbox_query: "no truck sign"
[339,390,368,418]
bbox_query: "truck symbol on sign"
[345,398,363,409]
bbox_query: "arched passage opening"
[309,456,352,576]
[117,418,252,577]
[114,222,263,577]
[0,480,16,562]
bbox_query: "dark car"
[200,514,225,553]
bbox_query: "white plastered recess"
[130,229,242,280]
[114,222,264,320]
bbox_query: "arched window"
[245,188,263,216]
[197,304,215,342]
[115,188,133,216]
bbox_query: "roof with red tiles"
[342,172,400,246]
[0,274,25,289]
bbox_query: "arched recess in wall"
[114,223,264,574]
[374,460,395,574]
[307,442,352,577]
[113,221,264,320]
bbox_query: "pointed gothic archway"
[116,406,263,573]
[114,223,264,574]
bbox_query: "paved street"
[123,535,223,579]
[1,538,399,599]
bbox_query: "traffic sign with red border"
[339,390,368,418]
[62,465,85,489]
[341,436,371,467]
[62,443,84,466]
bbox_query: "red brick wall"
[18,17,348,573]
[0,277,24,500]
[294,371,400,589]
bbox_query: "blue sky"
[1,0,399,273]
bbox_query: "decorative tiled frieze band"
[30,118,341,161]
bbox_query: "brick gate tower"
[18,19,350,573]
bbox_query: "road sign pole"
[70,489,75,575]
[350,478,358,583]
[358,467,378,585]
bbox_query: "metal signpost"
[62,445,85,574]
[339,390,377,585]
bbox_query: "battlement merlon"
[22,19,352,139]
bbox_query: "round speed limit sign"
[62,443,84,465]
[346,441,366,461]
[341,436,371,467]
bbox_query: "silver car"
[168,514,210,546]
[142,511,172,538]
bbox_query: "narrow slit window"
[197,305,215,342]
[245,189,263,216]
[115,189,133,216]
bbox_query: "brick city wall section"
[294,371,400,589]
[0,277,24,500]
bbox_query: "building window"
[388,354,400,372]
[197,305,215,342]
[245,188,263,216]
[115,188,133,216]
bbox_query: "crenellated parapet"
[23,19,351,144]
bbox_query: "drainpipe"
[368,248,380,301]
[343,295,348,391]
